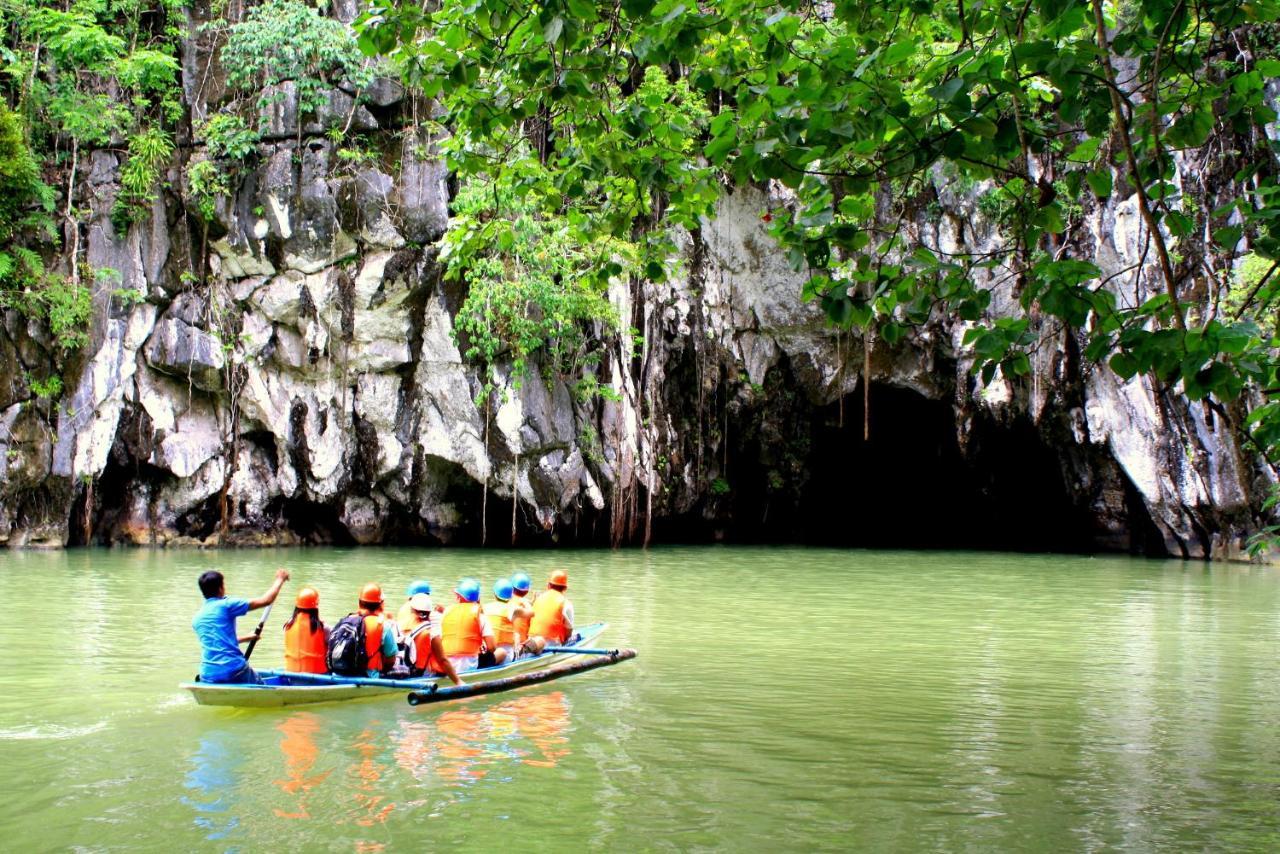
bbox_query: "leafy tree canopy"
[356,0,1280,466]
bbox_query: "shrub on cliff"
[223,0,374,120]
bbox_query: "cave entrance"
[737,383,1103,552]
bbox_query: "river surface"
[2,547,1279,851]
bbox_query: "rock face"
[0,7,1268,558]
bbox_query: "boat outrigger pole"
[406,648,636,706]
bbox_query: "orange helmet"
[359,582,384,604]
[548,569,568,589]
[295,587,319,608]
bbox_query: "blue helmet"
[456,578,481,603]
[511,571,531,593]
[494,578,513,601]
[406,579,431,597]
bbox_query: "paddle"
[242,602,273,662]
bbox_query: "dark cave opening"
[718,382,1120,552]
[273,497,358,546]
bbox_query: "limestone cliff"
[0,6,1270,558]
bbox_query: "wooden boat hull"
[181,622,607,708]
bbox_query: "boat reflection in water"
[273,713,331,819]
[394,690,574,787]
[259,688,575,834]
[182,732,245,841]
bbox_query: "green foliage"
[1224,253,1280,336]
[710,477,731,496]
[183,113,261,221]
[185,159,228,222]
[199,114,261,161]
[359,0,1280,479]
[222,0,374,121]
[15,0,183,147]
[24,372,63,400]
[444,176,621,392]
[113,126,174,229]
[0,104,54,246]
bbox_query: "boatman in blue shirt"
[193,568,290,684]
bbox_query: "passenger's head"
[406,579,431,598]
[295,587,320,609]
[456,578,481,603]
[198,570,224,599]
[548,569,568,592]
[410,592,434,620]
[359,582,384,613]
[511,571,531,594]
[493,578,513,602]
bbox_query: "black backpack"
[326,614,368,675]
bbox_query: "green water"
[2,547,1280,851]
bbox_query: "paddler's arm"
[431,634,464,686]
[562,599,574,638]
[247,568,290,610]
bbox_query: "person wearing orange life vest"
[356,583,399,677]
[479,578,532,667]
[509,571,536,649]
[283,586,328,674]
[441,578,500,672]
[402,593,464,686]
[529,569,575,645]
[395,580,435,643]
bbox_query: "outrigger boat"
[182,622,609,708]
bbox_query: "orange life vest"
[530,589,569,643]
[283,613,327,674]
[442,602,485,656]
[362,612,387,672]
[511,593,533,640]
[483,600,516,646]
[406,623,448,676]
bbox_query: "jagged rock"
[361,76,406,108]
[3,26,1269,557]
[145,316,225,392]
[211,237,275,278]
[396,127,450,243]
[52,304,157,479]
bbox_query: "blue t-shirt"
[193,597,252,682]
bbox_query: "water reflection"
[348,725,396,827]
[273,713,331,819]
[182,732,243,841]
[391,691,574,788]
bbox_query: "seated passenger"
[480,578,532,667]
[441,578,500,672]
[396,579,433,640]
[529,570,574,646]
[510,571,534,638]
[327,583,399,677]
[283,586,328,674]
[402,593,463,686]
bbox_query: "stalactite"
[863,332,872,441]
[511,449,518,546]
[481,397,490,546]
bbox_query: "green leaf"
[1166,107,1214,148]
[1110,352,1139,379]
[1086,168,1112,198]
[1213,226,1242,249]
[544,16,564,45]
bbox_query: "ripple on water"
[0,721,109,741]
